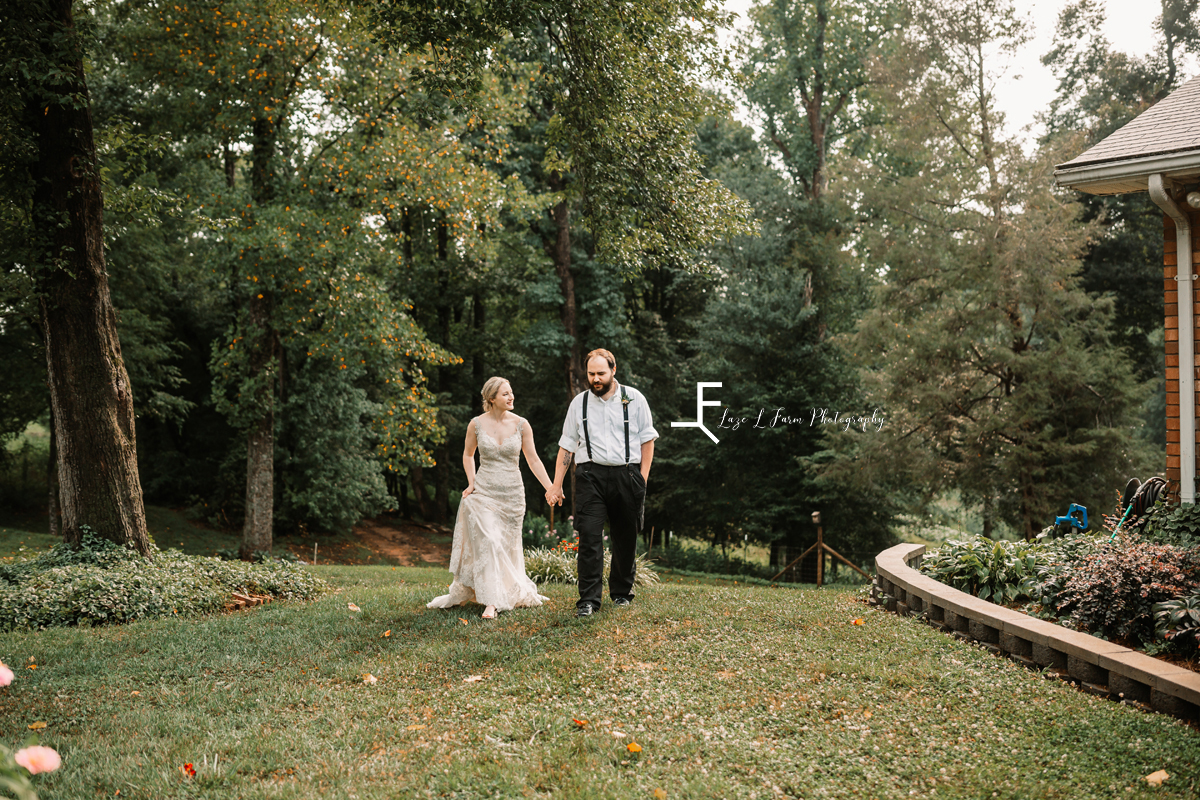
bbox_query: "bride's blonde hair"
[481,376,509,411]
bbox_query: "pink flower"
[0,662,13,687]
[15,746,61,775]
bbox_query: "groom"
[548,349,658,617]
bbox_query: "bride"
[427,377,553,619]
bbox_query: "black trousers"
[575,462,645,610]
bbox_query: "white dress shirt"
[558,382,659,465]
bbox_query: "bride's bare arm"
[520,422,555,491]
[461,419,479,497]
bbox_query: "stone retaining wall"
[873,543,1200,721]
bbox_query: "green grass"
[3,566,1200,799]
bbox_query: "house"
[1055,74,1200,504]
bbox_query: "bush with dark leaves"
[1048,537,1200,644]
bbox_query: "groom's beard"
[589,378,613,396]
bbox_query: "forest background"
[1,0,1194,570]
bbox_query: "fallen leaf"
[27,665,36,670]
[464,675,484,683]
[405,724,426,731]
[654,790,667,800]
[363,674,378,685]
[458,618,469,625]
[572,718,589,728]
[347,603,361,612]
[851,618,864,626]
[131,691,141,696]
[1146,770,1170,786]
[382,630,391,638]
[28,657,34,662]
[862,710,872,719]
[627,741,642,753]
[28,721,46,730]
[182,763,196,778]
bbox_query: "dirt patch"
[352,518,453,567]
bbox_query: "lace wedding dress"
[427,417,548,612]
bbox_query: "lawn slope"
[2,566,1198,799]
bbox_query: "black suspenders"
[581,389,630,465]
[582,391,593,461]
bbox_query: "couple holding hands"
[427,349,658,619]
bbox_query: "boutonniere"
[620,388,631,407]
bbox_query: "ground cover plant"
[3,565,1199,799]
[0,530,328,631]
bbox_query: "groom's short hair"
[586,349,615,371]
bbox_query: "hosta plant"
[921,536,1043,604]
[524,540,658,588]
[1154,594,1200,649]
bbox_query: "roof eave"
[1054,150,1200,196]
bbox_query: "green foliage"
[1154,593,1200,650]
[364,0,755,273]
[521,513,572,550]
[0,528,327,631]
[648,542,776,581]
[921,536,1044,604]
[1140,501,1200,549]
[1020,531,1105,611]
[522,545,658,588]
[830,0,1153,539]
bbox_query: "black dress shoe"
[613,597,632,608]
[576,605,596,617]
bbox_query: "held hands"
[545,486,564,506]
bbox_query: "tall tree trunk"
[29,0,151,555]
[47,417,60,539]
[410,466,435,521]
[472,292,485,415]
[546,175,584,402]
[546,176,583,517]
[240,290,276,559]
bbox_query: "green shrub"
[524,544,658,588]
[0,528,328,631]
[522,513,572,550]
[921,536,1043,603]
[1140,501,1200,549]
[649,542,776,581]
[1021,532,1105,611]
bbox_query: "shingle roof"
[1057,73,1200,170]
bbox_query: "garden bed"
[873,543,1200,721]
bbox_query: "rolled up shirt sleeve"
[637,391,659,444]
[558,393,582,452]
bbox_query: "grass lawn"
[3,566,1199,799]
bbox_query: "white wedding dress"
[427,417,548,612]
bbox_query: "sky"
[723,0,1174,142]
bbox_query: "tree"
[361,0,755,276]
[0,0,153,554]
[103,0,521,548]
[831,0,1152,539]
